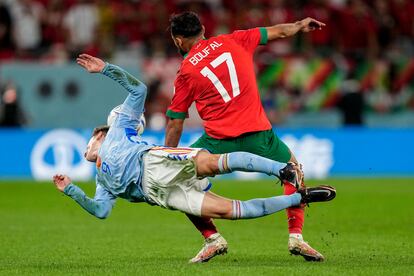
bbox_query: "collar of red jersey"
[182,38,207,59]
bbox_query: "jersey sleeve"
[228,27,268,53]
[63,181,116,219]
[101,63,147,129]
[94,182,117,203]
[166,73,193,119]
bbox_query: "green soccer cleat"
[189,233,228,263]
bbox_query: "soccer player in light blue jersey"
[53,54,336,261]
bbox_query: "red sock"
[283,182,305,234]
[186,213,218,239]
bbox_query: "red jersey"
[166,28,272,139]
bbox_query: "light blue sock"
[232,193,301,219]
[218,152,286,177]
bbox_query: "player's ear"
[175,36,183,48]
[201,25,205,37]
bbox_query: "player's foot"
[279,162,304,189]
[189,233,228,263]
[288,237,325,261]
[298,185,336,204]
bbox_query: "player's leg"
[201,191,300,219]
[263,134,306,235]
[184,134,270,262]
[184,134,228,263]
[200,186,335,219]
[162,178,335,220]
[185,214,217,239]
[222,130,322,261]
[252,131,323,261]
[194,150,290,179]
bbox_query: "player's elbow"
[95,209,110,219]
[130,82,147,98]
[267,25,293,40]
[137,83,147,96]
[277,32,287,39]
[96,214,109,220]
[269,30,286,40]
[94,203,112,219]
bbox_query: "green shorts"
[190,129,291,163]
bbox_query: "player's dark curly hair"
[169,11,202,38]
[92,125,109,137]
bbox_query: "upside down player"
[52,55,336,260]
[165,12,327,262]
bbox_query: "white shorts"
[141,147,210,216]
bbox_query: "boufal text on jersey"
[189,41,223,66]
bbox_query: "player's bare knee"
[214,203,233,219]
[222,205,233,219]
[202,196,232,219]
[194,151,220,177]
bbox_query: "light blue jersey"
[63,63,154,218]
[96,63,154,202]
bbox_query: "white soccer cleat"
[189,233,228,263]
[288,237,325,262]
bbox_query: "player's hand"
[299,17,325,32]
[53,174,72,192]
[76,54,106,73]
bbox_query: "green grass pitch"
[0,178,413,275]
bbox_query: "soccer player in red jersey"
[165,11,326,263]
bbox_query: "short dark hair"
[170,11,202,38]
[92,125,109,137]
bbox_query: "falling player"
[52,54,336,261]
[165,12,326,262]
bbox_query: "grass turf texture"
[0,178,413,275]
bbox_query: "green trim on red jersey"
[166,109,187,119]
[259,27,268,45]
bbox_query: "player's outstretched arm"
[77,53,147,99]
[53,174,115,219]
[266,17,325,40]
[77,53,147,127]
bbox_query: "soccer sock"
[284,182,305,234]
[185,213,218,239]
[289,233,303,240]
[231,193,301,219]
[218,152,286,177]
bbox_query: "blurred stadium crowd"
[0,0,414,127]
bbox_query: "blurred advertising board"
[0,128,412,180]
